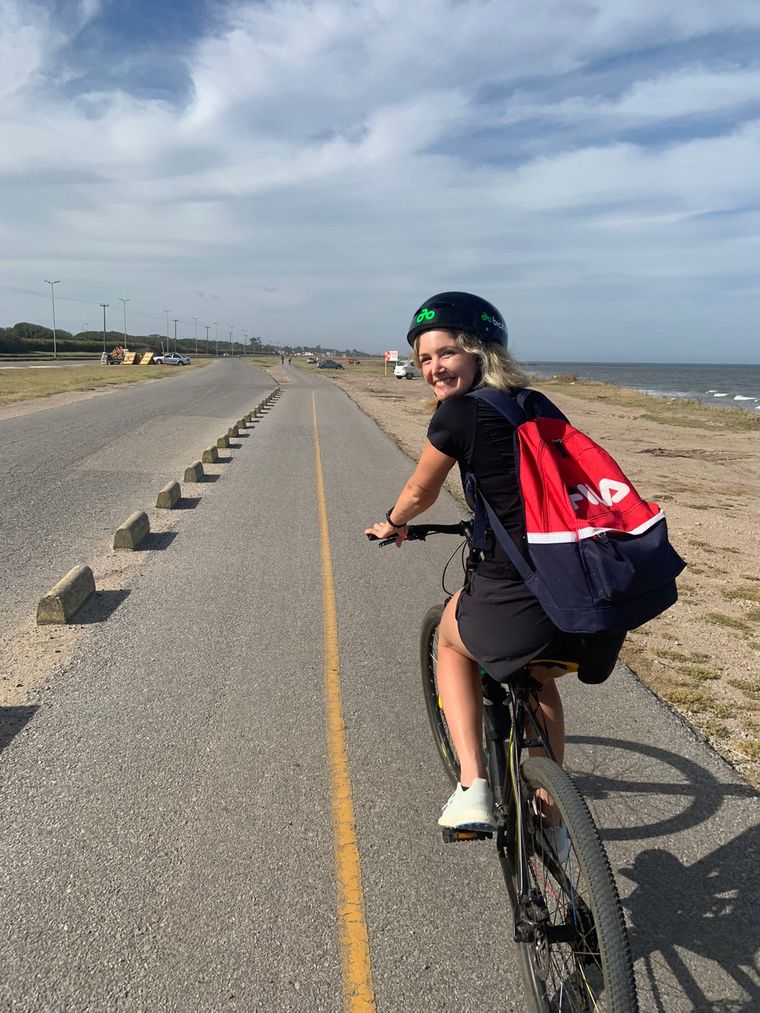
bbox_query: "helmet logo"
[481,311,505,332]
[416,308,436,323]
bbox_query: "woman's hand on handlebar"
[364,519,407,547]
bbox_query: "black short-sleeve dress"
[427,390,623,684]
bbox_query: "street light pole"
[205,325,210,354]
[118,297,130,346]
[163,309,170,355]
[173,318,178,352]
[44,280,60,358]
[100,303,109,356]
[213,321,219,356]
[192,317,198,356]
[229,326,234,357]
[242,330,248,356]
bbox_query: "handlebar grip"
[366,533,397,547]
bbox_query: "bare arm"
[365,439,456,545]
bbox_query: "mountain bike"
[370,521,638,1012]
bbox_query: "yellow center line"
[312,392,376,1012]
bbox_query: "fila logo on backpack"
[569,479,630,510]
[465,387,686,634]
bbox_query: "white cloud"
[0,0,759,359]
[500,66,760,130]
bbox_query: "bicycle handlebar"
[367,521,470,547]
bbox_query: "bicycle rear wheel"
[512,756,637,1012]
[419,604,460,785]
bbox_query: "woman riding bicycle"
[366,292,624,832]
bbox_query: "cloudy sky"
[2,0,759,361]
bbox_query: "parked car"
[394,359,417,379]
[346,358,361,365]
[306,357,318,364]
[155,352,191,365]
[317,359,344,369]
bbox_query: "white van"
[394,359,417,379]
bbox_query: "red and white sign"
[386,350,399,362]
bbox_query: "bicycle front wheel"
[513,756,637,1013]
[419,604,460,786]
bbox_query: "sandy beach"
[294,360,760,789]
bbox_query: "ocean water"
[523,362,760,413]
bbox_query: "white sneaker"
[437,778,496,830]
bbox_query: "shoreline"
[299,360,760,789]
[522,361,760,416]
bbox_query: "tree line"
[0,322,369,358]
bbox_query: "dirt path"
[302,360,760,788]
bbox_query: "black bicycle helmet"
[406,291,508,349]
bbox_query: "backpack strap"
[463,388,527,552]
[463,387,567,575]
[477,489,535,583]
[467,385,569,423]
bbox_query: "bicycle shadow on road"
[567,734,756,841]
[568,734,760,1011]
[0,705,38,755]
[620,828,760,1012]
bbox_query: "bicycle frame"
[481,670,559,940]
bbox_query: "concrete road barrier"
[227,426,239,438]
[113,511,150,550]
[216,434,230,449]
[156,481,180,509]
[202,446,219,464]
[37,565,96,624]
[237,419,247,428]
[184,461,204,482]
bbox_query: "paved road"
[1,366,758,1010]
[0,360,272,629]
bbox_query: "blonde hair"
[413,330,529,404]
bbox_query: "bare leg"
[529,668,567,765]
[529,666,569,825]
[436,591,485,786]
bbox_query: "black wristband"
[385,508,405,529]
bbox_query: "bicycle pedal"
[442,828,493,843]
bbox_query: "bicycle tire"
[512,756,638,1013]
[419,604,460,785]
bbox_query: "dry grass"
[0,360,209,406]
[538,376,760,433]
[722,586,760,602]
[704,612,751,631]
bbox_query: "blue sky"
[1,0,759,361]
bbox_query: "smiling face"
[418,330,479,401]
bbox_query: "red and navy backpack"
[464,387,686,634]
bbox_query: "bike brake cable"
[441,537,468,597]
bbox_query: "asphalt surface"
[1,364,759,1010]
[0,360,270,629]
